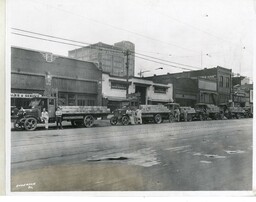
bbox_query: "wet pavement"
[10,118,253,191]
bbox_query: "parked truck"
[194,103,220,121]
[165,103,196,122]
[110,103,171,125]
[219,103,245,119]
[12,96,110,131]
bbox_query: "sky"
[8,0,255,80]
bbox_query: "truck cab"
[13,96,57,131]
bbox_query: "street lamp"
[138,67,164,77]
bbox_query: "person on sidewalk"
[55,107,63,129]
[41,108,49,130]
[136,107,143,124]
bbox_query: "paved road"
[11,119,252,191]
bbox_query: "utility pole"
[125,50,130,98]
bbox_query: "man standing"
[55,107,63,129]
[136,107,142,124]
[175,107,180,122]
[41,108,49,129]
[184,108,188,122]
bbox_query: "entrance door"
[135,86,147,104]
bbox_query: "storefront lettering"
[11,93,42,98]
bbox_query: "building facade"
[68,41,135,77]
[102,73,173,111]
[11,47,102,108]
[146,66,232,106]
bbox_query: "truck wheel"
[122,116,129,125]
[169,114,175,123]
[14,118,25,130]
[24,117,37,131]
[71,120,83,127]
[187,114,192,122]
[154,114,162,124]
[84,115,94,128]
[110,117,118,125]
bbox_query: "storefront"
[11,47,102,108]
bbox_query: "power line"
[12,31,198,71]
[26,0,200,54]
[12,32,83,47]
[12,28,202,70]
[134,55,194,71]
[134,52,201,70]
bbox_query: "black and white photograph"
[6,0,255,194]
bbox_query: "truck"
[110,102,171,125]
[12,96,110,131]
[164,103,196,122]
[219,103,245,119]
[194,103,220,121]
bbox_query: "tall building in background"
[69,41,135,77]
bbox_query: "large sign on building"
[11,93,42,98]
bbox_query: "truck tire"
[187,114,192,122]
[14,118,25,130]
[110,117,118,125]
[154,114,162,124]
[84,115,94,128]
[24,117,37,131]
[71,120,83,127]
[169,114,175,123]
[122,116,129,125]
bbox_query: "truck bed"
[60,106,110,115]
[140,105,170,114]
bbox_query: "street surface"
[11,118,252,191]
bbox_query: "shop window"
[68,93,76,106]
[78,100,86,106]
[154,86,167,94]
[58,93,67,105]
[87,100,95,106]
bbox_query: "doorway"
[135,85,147,104]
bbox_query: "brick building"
[146,66,232,106]
[11,47,102,108]
[68,41,135,77]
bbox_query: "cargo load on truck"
[12,96,110,131]
[110,104,171,125]
[219,103,245,119]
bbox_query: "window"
[49,99,54,105]
[58,93,67,105]
[87,100,95,106]
[68,93,76,106]
[154,86,167,94]
[77,100,86,106]
[111,82,127,90]
[219,76,223,87]
[225,77,230,88]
